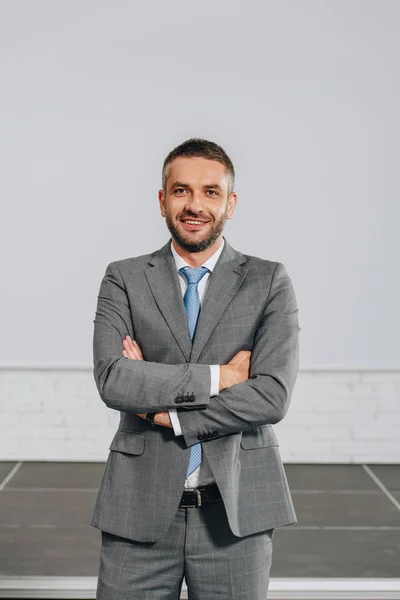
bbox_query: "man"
[92,138,300,599]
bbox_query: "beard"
[165,209,228,253]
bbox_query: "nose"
[185,191,203,214]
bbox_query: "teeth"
[184,220,204,225]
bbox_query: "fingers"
[135,412,173,428]
[229,350,251,365]
[122,336,144,360]
[154,412,173,428]
[122,338,139,359]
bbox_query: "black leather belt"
[179,483,222,508]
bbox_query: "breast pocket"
[109,430,145,455]
[240,425,279,450]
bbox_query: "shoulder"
[103,247,162,280]
[240,251,285,280]
[238,252,297,309]
[235,250,294,296]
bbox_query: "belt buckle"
[196,489,202,508]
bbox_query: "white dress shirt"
[168,238,224,489]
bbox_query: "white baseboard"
[1,577,400,599]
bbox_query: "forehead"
[167,157,228,187]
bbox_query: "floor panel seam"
[0,462,23,492]
[362,465,400,512]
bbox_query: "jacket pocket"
[240,425,279,449]
[109,430,145,455]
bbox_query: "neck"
[172,236,223,267]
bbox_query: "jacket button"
[197,433,205,441]
[174,396,183,404]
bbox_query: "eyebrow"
[170,181,223,191]
[203,184,223,191]
[170,181,188,189]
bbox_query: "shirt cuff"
[209,365,220,397]
[169,409,183,436]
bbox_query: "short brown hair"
[162,138,235,195]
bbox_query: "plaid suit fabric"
[96,503,274,600]
[91,238,299,543]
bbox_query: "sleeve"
[176,263,300,447]
[93,261,211,414]
[169,364,220,436]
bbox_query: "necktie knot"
[179,266,209,285]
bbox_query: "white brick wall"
[274,370,400,463]
[0,368,399,462]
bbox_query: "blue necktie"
[179,266,209,477]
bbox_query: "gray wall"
[1,0,399,369]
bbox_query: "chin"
[166,215,222,253]
[177,228,207,244]
[179,236,215,253]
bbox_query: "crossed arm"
[93,260,299,442]
[121,335,251,429]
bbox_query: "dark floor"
[0,462,399,578]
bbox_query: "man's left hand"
[122,336,173,429]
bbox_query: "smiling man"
[92,138,300,600]
[162,154,234,255]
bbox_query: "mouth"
[179,218,210,232]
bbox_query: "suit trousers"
[96,499,274,600]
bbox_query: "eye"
[174,188,187,195]
[206,189,218,196]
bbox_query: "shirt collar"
[170,238,225,273]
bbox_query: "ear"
[226,192,237,220]
[158,189,166,217]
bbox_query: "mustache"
[179,212,210,220]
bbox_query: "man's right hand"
[219,350,251,392]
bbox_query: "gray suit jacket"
[91,238,300,542]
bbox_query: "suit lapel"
[144,239,249,364]
[144,241,192,361]
[190,241,248,363]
